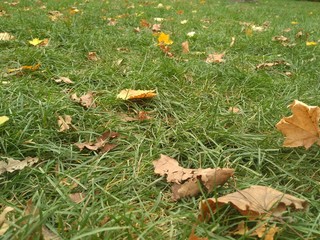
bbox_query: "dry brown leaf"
[107,18,117,26]
[205,53,225,63]
[276,100,320,149]
[0,32,15,41]
[39,38,49,47]
[140,19,150,28]
[189,228,208,240]
[159,44,174,57]
[200,185,307,221]
[0,207,14,236]
[87,52,100,61]
[117,89,157,100]
[0,157,39,175]
[232,221,249,236]
[7,63,41,76]
[54,77,74,84]
[256,61,290,69]
[153,155,234,201]
[272,35,289,42]
[152,24,161,32]
[42,226,61,240]
[57,115,75,132]
[69,193,85,204]
[48,11,63,21]
[71,92,96,108]
[182,41,189,54]
[228,106,241,114]
[233,221,279,240]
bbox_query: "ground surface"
[0,0,319,239]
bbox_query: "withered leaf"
[182,41,189,54]
[200,185,307,220]
[153,155,234,201]
[0,32,15,41]
[272,35,289,42]
[0,157,39,175]
[233,221,279,240]
[276,100,320,149]
[48,11,63,21]
[54,77,74,84]
[152,24,161,32]
[57,115,75,132]
[71,92,96,108]
[0,207,14,236]
[117,89,157,100]
[205,53,225,63]
[256,61,290,69]
[69,193,86,204]
[87,52,100,61]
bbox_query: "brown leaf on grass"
[140,19,150,28]
[228,106,241,114]
[87,51,100,61]
[256,61,290,69]
[54,77,74,84]
[48,11,63,21]
[0,157,39,175]
[69,193,86,203]
[60,178,78,189]
[0,32,15,41]
[153,155,234,201]
[42,226,61,240]
[200,185,307,221]
[205,53,225,63]
[119,111,153,122]
[272,35,289,43]
[152,24,161,32]
[0,207,14,236]
[276,100,320,149]
[233,221,279,240]
[7,63,41,75]
[182,41,189,54]
[57,115,76,132]
[75,130,119,153]
[117,89,157,100]
[159,44,174,57]
[189,227,208,240]
[107,18,117,26]
[71,92,96,108]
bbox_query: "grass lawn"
[1,0,320,239]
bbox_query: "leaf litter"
[0,157,39,175]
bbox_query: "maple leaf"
[117,89,157,100]
[0,32,15,41]
[0,157,39,175]
[71,92,96,108]
[276,100,320,149]
[205,53,225,63]
[158,32,173,45]
[200,185,307,221]
[0,116,9,126]
[153,155,234,201]
[29,38,44,46]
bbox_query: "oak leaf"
[117,89,157,100]
[153,155,234,201]
[276,100,320,149]
[200,185,307,220]
[0,157,39,175]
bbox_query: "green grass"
[1,0,320,239]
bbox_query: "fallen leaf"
[256,61,290,69]
[71,92,96,108]
[57,115,75,132]
[42,226,61,240]
[0,116,9,125]
[117,89,157,100]
[182,41,189,54]
[48,11,63,21]
[133,27,141,33]
[60,178,78,189]
[152,24,161,32]
[107,18,117,26]
[200,185,307,220]
[69,193,85,203]
[0,207,14,236]
[140,19,150,28]
[0,157,39,175]
[0,32,15,41]
[154,17,164,22]
[29,38,44,46]
[233,221,279,240]
[245,28,253,36]
[187,31,196,37]
[158,32,173,45]
[54,77,74,84]
[272,35,289,43]
[276,100,320,149]
[306,41,317,46]
[75,130,119,153]
[230,36,235,47]
[205,53,225,63]
[232,221,249,236]
[153,155,234,201]
[228,107,241,114]
[189,227,208,240]
[69,7,80,15]
[7,63,41,75]
[87,51,100,61]
[159,44,174,57]
[295,31,303,38]
[181,20,188,24]
[291,21,298,25]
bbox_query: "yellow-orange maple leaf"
[158,32,173,45]
[276,100,320,149]
[29,38,43,46]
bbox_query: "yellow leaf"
[291,21,298,25]
[0,116,9,125]
[276,100,320,149]
[117,89,157,100]
[29,38,43,46]
[70,7,80,15]
[306,41,317,46]
[158,32,173,45]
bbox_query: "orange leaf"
[117,89,157,100]
[276,100,320,149]
[158,32,173,45]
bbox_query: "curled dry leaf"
[256,61,290,69]
[0,32,15,41]
[205,53,225,63]
[200,185,307,221]
[71,92,96,108]
[75,130,119,153]
[117,89,157,100]
[0,157,39,175]
[69,193,86,204]
[272,35,289,42]
[0,207,14,236]
[233,221,279,240]
[54,77,74,84]
[48,10,63,21]
[153,155,234,201]
[182,41,189,54]
[57,115,76,132]
[87,51,99,61]
[276,100,320,149]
